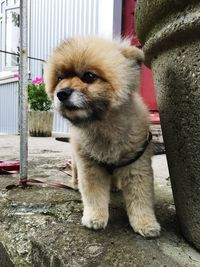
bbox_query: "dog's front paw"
[82,211,108,230]
[131,218,161,237]
[137,221,161,237]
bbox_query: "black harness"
[91,132,152,174]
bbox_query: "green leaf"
[27,82,52,111]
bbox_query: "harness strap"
[91,132,152,174]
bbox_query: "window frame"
[1,0,20,72]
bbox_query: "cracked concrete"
[0,135,200,266]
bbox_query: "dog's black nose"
[57,88,74,102]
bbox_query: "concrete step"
[0,136,199,267]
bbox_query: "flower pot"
[28,111,53,137]
[135,1,200,250]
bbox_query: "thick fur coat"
[45,36,160,237]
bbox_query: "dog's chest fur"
[76,124,132,164]
[71,94,149,164]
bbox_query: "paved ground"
[0,135,200,267]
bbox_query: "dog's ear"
[118,40,144,66]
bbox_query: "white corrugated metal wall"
[0,0,122,134]
[0,81,19,134]
[29,0,122,135]
[29,0,100,134]
[29,0,100,79]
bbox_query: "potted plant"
[28,77,53,137]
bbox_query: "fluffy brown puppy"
[45,36,160,237]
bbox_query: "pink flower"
[32,77,44,84]
[36,77,44,83]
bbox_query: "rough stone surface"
[135,0,200,67]
[135,0,200,251]
[0,136,200,266]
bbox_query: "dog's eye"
[81,72,98,84]
[57,76,63,81]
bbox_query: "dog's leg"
[78,160,111,230]
[71,156,78,190]
[122,167,160,237]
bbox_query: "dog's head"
[45,36,143,125]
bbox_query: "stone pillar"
[135,0,200,250]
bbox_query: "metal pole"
[19,0,28,185]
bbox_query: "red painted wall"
[122,0,158,111]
